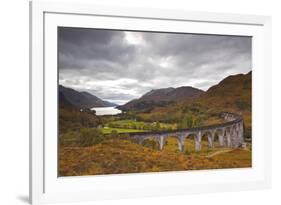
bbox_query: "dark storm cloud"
[58,27,251,105]
[58,27,137,70]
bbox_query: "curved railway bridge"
[128,112,244,152]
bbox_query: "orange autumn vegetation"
[59,139,251,176]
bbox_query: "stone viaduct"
[129,112,244,152]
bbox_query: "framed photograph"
[30,1,272,204]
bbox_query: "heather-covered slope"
[190,71,252,128]
[196,71,251,112]
[59,139,251,176]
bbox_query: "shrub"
[244,127,252,141]
[59,131,81,146]
[184,150,192,155]
[109,130,119,138]
[78,128,104,147]
[142,139,159,150]
[235,99,250,110]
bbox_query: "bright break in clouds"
[58,27,252,105]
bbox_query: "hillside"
[150,71,251,115]
[190,71,252,127]
[59,89,74,108]
[59,139,251,176]
[59,85,117,109]
[196,71,252,112]
[136,71,252,136]
[118,86,204,112]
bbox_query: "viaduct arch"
[128,112,244,151]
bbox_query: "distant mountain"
[141,87,175,100]
[118,86,204,112]
[59,85,117,109]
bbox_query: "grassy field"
[101,127,147,134]
[105,119,177,130]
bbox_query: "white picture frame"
[30,1,272,204]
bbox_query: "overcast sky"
[58,27,252,105]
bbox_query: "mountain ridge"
[118,86,204,112]
[59,85,117,109]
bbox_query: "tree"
[155,122,161,130]
[178,115,201,129]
